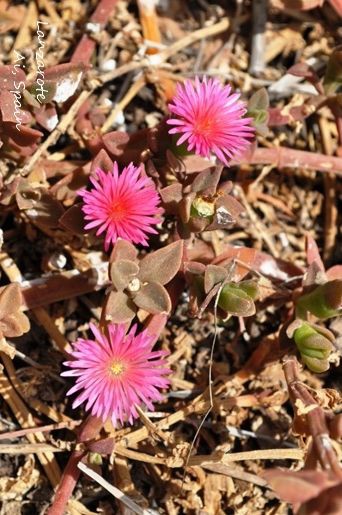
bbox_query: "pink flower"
[167,77,254,165]
[61,323,171,426]
[79,163,162,251]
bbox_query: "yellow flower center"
[109,361,125,376]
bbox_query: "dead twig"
[201,462,268,488]
[101,74,146,133]
[249,0,267,76]
[99,17,230,86]
[0,420,80,441]
[20,90,92,177]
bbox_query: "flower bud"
[190,196,216,219]
[88,452,103,466]
[296,280,342,320]
[218,282,257,317]
[293,322,334,373]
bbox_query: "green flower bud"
[190,197,216,219]
[218,282,256,317]
[293,322,334,373]
[296,280,342,320]
[88,452,103,466]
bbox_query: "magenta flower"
[79,163,162,251]
[61,323,171,426]
[167,77,254,165]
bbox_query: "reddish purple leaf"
[105,290,136,323]
[0,65,26,90]
[138,241,183,285]
[133,282,171,314]
[263,469,340,504]
[59,204,85,235]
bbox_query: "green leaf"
[218,283,256,317]
[296,280,342,320]
[293,322,334,373]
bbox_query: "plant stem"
[283,355,342,478]
[47,415,102,515]
[241,147,342,175]
[71,0,119,64]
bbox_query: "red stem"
[71,0,119,64]
[48,416,102,515]
[240,147,342,175]
[329,102,342,151]
[48,450,85,515]
[283,356,342,478]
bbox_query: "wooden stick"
[0,420,80,440]
[249,0,267,75]
[99,18,230,85]
[201,463,268,488]
[37,0,62,26]
[0,443,65,454]
[154,18,230,65]
[101,75,146,133]
[189,448,304,466]
[20,90,91,176]
[137,0,162,55]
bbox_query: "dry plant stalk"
[283,356,342,477]
[0,361,61,487]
